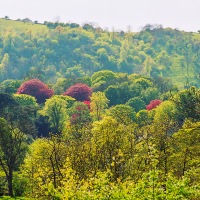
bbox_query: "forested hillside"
[0,18,200,199]
[0,18,200,87]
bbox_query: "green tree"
[107,104,136,125]
[0,93,37,137]
[21,136,67,198]
[141,87,160,104]
[105,85,121,106]
[126,97,146,112]
[171,87,200,122]
[0,79,22,94]
[39,95,69,134]
[91,70,117,91]
[136,110,153,127]
[169,120,200,179]
[142,56,156,77]
[133,77,153,90]
[91,116,134,180]
[0,118,27,197]
[68,101,92,138]
[90,91,109,121]
[13,94,38,107]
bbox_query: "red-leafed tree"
[146,99,162,111]
[17,79,53,104]
[63,83,92,102]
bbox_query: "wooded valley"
[0,18,199,199]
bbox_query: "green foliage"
[91,70,117,91]
[39,95,69,134]
[126,97,146,112]
[105,82,134,106]
[60,169,199,200]
[141,87,160,104]
[21,136,67,199]
[171,87,200,121]
[68,101,92,136]
[154,100,178,123]
[0,18,199,88]
[13,94,38,107]
[107,104,136,125]
[133,77,153,90]
[0,118,28,196]
[170,120,200,179]
[0,18,200,199]
[136,109,153,127]
[0,79,22,94]
[90,91,109,121]
[91,116,135,179]
[12,172,28,196]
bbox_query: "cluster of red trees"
[17,79,92,103]
[16,79,161,112]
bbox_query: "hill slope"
[0,19,200,88]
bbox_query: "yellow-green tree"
[21,136,67,198]
[91,116,135,180]
[169,120,200,180]
[90,91,109,121]
[107,104,136,125]
[152,101,179,182]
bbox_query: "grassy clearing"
[192,32,200,40]
[0,18,48,35]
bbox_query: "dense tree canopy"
[0,18,200,199]
[0,18,200,88]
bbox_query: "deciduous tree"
[90,92,109,121]
[39,95,69,134]
[0,118,27,197]
[63,83,92,102]
[17,79,53,104]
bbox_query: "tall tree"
[90,91,109,121]
[0,118,27,197]
[39,95,69,134]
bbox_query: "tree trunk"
[7,171,13,197]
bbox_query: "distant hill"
[0,18,200,88]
